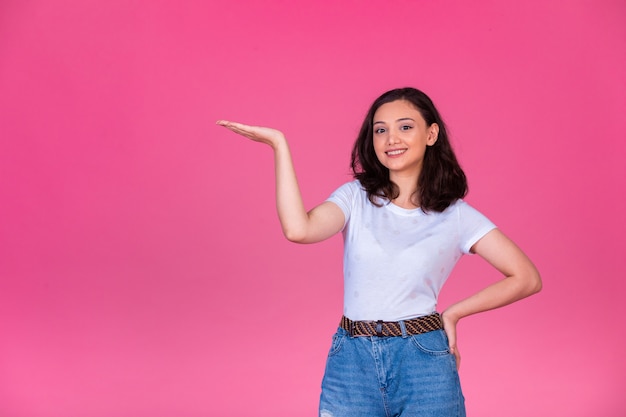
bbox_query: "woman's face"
[372,99,438,180]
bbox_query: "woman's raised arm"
[216,120,345,243]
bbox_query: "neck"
[390,173,420,209]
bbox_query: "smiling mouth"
[386,149,407,156]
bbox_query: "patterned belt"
[340,313,443,337]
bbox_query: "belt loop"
[399,320,408,338]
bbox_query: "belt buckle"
[375,320,383,337]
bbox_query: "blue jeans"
[319,327,465,417]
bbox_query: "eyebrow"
[373,117,415,125]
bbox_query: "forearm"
[443,270,542,322]
[272,139,310,242]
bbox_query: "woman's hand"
[216,120,285,149]
[441,310,461,370]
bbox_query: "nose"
[387,131,399,145]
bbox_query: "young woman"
[217,87,541,417]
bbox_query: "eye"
[374,127,386,134]
[400,125,413,131]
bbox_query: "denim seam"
[410,330,450,356]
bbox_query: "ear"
[427,123,439,146]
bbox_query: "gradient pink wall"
[1,1,625,416]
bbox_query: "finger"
[446,335,460,369]
[444,325,456,352]
[216,120,241,130]
[449,342,460,370]
[216,121,256,138]
[216,120,250,131]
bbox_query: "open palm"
[216,120,285,148]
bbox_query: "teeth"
[387,150,406,156]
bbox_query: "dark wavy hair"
[351,87,467,212]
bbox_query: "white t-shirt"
[327,180,496,321]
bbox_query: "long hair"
[350,87,467,212]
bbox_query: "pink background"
[1,1,625,416]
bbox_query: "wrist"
[442,307,461,324]
[271,135,288,152]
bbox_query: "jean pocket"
[410,329,451,356]
[328,329,347,357]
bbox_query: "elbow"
[533,275,543,294]
[525,268,543,296]
[509,266,542,299]
[283,228,307,244]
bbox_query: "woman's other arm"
[441,228,542,368]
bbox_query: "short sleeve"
[326,180,360,229]
[456,200,497,254]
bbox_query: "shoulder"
[447,199,497,252]
[438,199,495,228]
[447,199,485,216]
[330,179,365,198]
[326,180,364,215]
